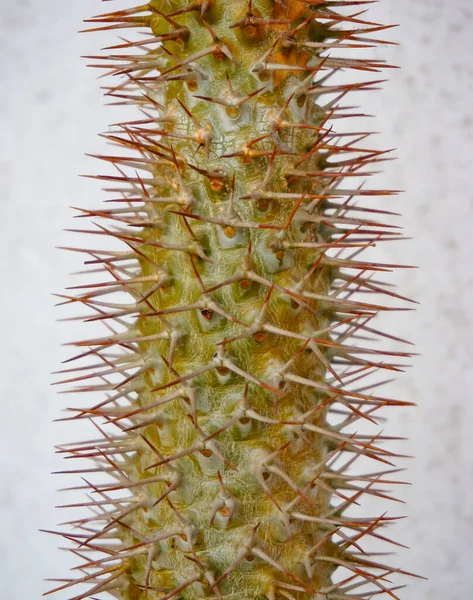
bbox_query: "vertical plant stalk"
[48,1,417,599]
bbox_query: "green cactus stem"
[48,1,417,599]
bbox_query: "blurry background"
[1,0,472,598]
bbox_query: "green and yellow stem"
[49,2,415,599]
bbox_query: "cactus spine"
[49,1,415,599]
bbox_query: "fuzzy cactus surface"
[48,1,416,599]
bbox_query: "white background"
[1,0,472,598]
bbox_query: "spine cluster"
[48,2,416,599]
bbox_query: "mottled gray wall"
[1,0,472,598]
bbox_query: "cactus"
[48,1,417,599]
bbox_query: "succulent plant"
[47,1,417,599]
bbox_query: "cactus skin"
[50,1,416,599]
